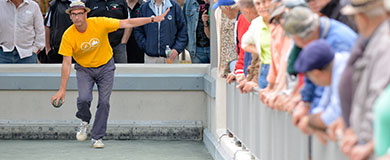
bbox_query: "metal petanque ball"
[52,99,63,108]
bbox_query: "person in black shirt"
[126,0,144,63]
[44,0,73,63]
[85,0,131,63]
[195,0,210,63]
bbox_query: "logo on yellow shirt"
[81,38,100,51]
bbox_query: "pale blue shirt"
[312,53,350,126]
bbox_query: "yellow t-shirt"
[59,17,120,67]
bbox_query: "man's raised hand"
[155,8,171,22]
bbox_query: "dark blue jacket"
[134,0,188,57]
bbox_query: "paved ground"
[0,140,213,160]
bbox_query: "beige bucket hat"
[65,1,91,14]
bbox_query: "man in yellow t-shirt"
[50,1,169,148]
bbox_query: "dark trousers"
[46,49,63,63]
[112,43,127,63]
[74,58,115,140]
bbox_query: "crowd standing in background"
[214,0,390,159]
[1,0,212,64]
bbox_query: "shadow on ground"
[0,140,213,160]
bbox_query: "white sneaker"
[91,139,104,148]
[76,121,88,142]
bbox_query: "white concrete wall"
[0,64,210,127]
[207,67,226,137]
[0,90,207,123]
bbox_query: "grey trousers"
[74,58,115,140]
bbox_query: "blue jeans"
[0,48,37,63]
[192,46,210,63]
[243,51,252,76]
[74,58,115,140]
[258,63,270,89]
[229,60,237,73]
[113,43,127,63]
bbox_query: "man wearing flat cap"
[338,0,390,158]
[293,40,349,143]
[51,1,169,148]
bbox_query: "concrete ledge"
[0,73,206,91]
[203,128,232,160]
[0,64,210,74]
[0,65,213,140]
[204,74,216,98]
[0,64,216,96]
[0,120,203,140]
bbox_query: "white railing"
[226,83,347,160]
[312,137,348,160]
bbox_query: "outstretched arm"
[119,8,170,28]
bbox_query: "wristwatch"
[151,15,155,23]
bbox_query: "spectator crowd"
[214,0,390,159]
